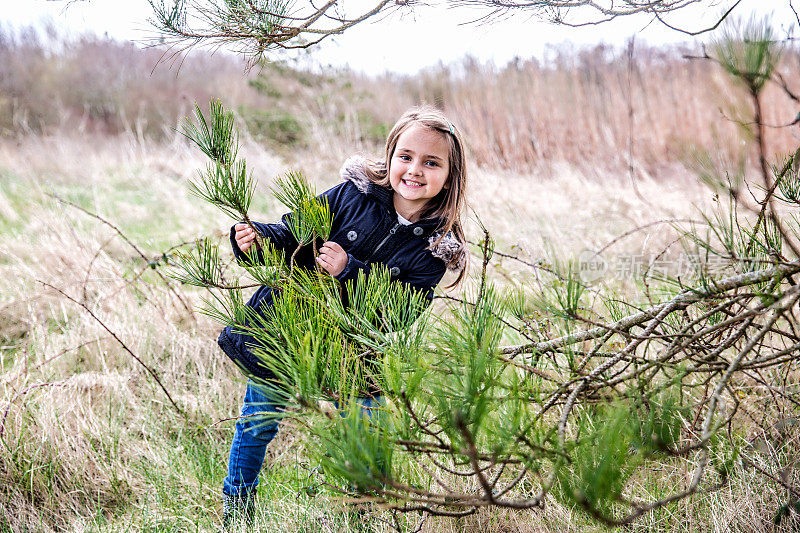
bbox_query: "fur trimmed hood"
[339,155,464,271]
[428,231,467,272]
[339,155,372,194]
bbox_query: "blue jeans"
[223,380,384,496]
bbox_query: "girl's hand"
[317,241,348,277]
[234,223,257,252]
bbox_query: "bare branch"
[652,0,741,36]
[38,281,185,416]
[502,260,800,357]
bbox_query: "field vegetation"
[1,22,799,532]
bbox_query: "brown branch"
[39,281,185,416]
[747,460,800,500]
[33,336,111,370]
[48,194,195,319]
[501,260,800,357]
[652,0,741,36]
[594,218,700,256]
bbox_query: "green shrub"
[239,106,305,147]
[248,77,282,98]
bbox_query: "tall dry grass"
[377,43,798,174]
[0,26,258,139]
[1,27,798,176]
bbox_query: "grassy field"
[1,28,799,533]
[3,132,796,532]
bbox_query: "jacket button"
[347,230,357,241]
[413,227,423,236]
[390,266,400,277]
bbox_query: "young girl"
[217,106,468,524]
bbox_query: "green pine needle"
[272,170,316,212]
[181,100,238,165]
[168,238,226,288]
[189,160,256,221]
[713,18,781,95]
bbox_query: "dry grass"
[0,135,231,531]
[1,130,796,532]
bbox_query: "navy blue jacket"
[217,156,461,380]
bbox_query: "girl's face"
[388,124,450,221]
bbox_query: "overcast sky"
[0,0,794,73]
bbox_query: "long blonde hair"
[364,106,468,285]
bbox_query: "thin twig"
[39,281,184,416]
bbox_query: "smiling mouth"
[402,179,424,188]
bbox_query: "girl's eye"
[426,160,439,167]
[398,154,411,161]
